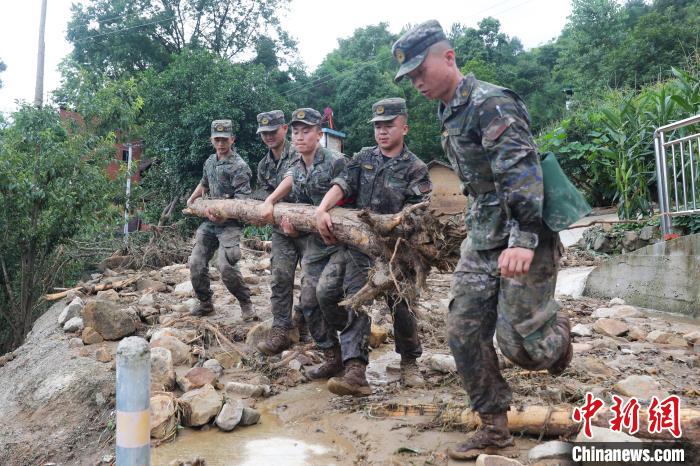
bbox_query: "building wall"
[321,134,343,153]
[107,142,143,182]
[429,165,468,215]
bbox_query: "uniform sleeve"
[256,158,267,191]
[479,95,543,249]
[200,160,210,189]
[232,163,252,199]
[405,161,433,205]
[332,152,361,199]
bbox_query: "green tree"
[65,0,294,76]
[0,105,124,352]
[0,59,6,89]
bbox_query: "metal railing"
[654,114,700,236]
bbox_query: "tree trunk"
[183,198,466,310]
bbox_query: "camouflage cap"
[290,107,322,127]
[392,20,447,82]
[256,110,286,134]
[370,97,407,122]
[211,119,233,138]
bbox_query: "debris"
[528,441,572,461]
[174,281,194,296]
[225,381,268,398]
[202,359,223,378]
[150,393,178,440]
[150,335,191,365]
[95,346,112,363]
[627,326,647,341]
[183,367,217,390]
[239,407,261,426]
[68,338,84,348]
[151,347,176,391]
[58,297,84,326]
[215,400,244,431]
[423,353,457,373]
[96,289,120,302]
[575,425,641,443]
[571,324,592,337]
[608,297,625,306]
[475,454,523,466]
[646,330,673,344]
[63,317,84,333]
[615,375,668,399]
[369,324,388,348]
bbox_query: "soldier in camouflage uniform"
[392,21,573,460]
[260,108,347,381]
[253,110,310,355]
[186,119,257,321]
[315,98,433,395]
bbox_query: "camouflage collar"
[266,140,295,163]
[374,144,410,161]
[214,148,239,164]
[312,146,326,165]
[439,74,476,120]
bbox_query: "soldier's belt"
[462,180,496,197]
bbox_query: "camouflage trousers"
[270,229,304,330]
[447,229,570,414]
[189,221,251,306]
[297,234,340,350]
[318,247,422,364]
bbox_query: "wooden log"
[184,199,385,256]
[45,275,140,301]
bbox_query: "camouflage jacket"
[332,145,432,214]
[255,140,299,202]
[287,146,347,206]
[200,149,252,200]
[439,74,543,251]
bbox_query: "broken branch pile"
[183,198,466,309]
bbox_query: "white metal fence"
[654,114,700,235]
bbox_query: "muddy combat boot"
[447,413,516,460]
[293,305,312,343]
[400,357,426,388]
[239,301,259,322]
[548,312,573,376]
[327,358,372,397]
[257,326,291,356]
[190,299,214,317]
[307,345,343,380]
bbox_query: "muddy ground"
[0,244,698,466]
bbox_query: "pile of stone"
[579,224,661,254]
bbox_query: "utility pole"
[34,0,48,107]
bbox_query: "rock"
[369,324,388,348]
[151,327,197,344]
[150,335,191,365]
[150,394,177,439]
[95,346,113,363]
[575,425,642,443]
[683,331,700,345]
[592,235,609,252]
[58,297,84,326]
[68,338,84,348]
[288,359,302,371]
[174,281,194,296]
[646,330,673,344]
[475,454,524,466]
[63,317,84,333]
[239,407,261,426]
[693,342,700,355]
[169,304,189,314]
[608,297,625,306]
[203,359,223,377]
[81,327,104,345]
[82,299,136,340]
[627,326,647,341]
[96,289,120,301]
[150,347,176,391]
[215,400,244,431]
[138,293,155,306]
[571,324,592,337]
[184,367,217,389]
[572,343,592,353]
[250,258,271,271]
[225,381,268,398]
[593,318,629,337]
[611,305,641,319]
[579,357,617,378]
[183,298,199,313]
[423,353,457,373]
[212,350,243,370]
[179,384,222,427]
[528,441,573,461]
[136,278,168,293]
[245,318,273,348]
[639,225,656,241]
[591,307,615,319]
[177,373,197,393]
[590,337,620,351]
[666,335,689,347]
[243,275,260,285]
[621,230,640,251]
[615,375,667,399]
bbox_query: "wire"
[72,16,176,44]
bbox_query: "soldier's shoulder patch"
[483,116,514,142]
[362,163,374,170]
